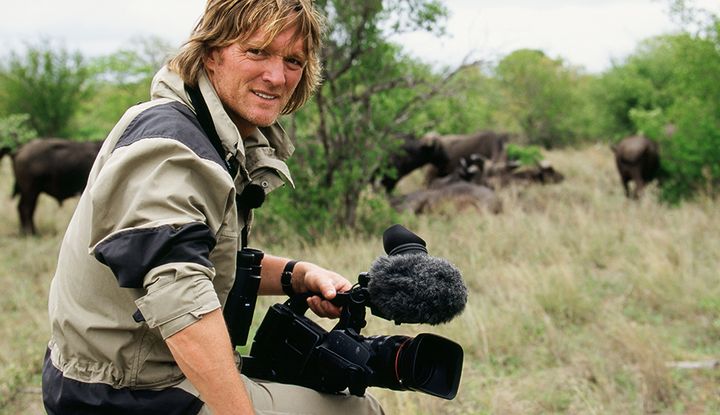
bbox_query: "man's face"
[205,23,306,136]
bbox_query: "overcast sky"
[0,0,718,74]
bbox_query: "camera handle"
[285,275,373,334]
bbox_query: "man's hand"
[258,255,353,319]
[294,262,352,318]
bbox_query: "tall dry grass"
[0,144,718,414]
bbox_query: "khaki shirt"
[46,67,294,388]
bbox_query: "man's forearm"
[257,253,290,295]
[166,308,254,415]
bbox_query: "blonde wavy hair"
[168,0,324,114]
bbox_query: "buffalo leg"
[621,176,631,199]
[18,191,39,235]
[634,180,646,199]
[631,170,646,199]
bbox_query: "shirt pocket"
[244,146,294,193]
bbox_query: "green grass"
[1,143,719,414]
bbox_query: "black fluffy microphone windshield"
[366,225,467,325]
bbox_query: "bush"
[0,43,91,137]
[507,143,544,166]
[0,114,37,153]
[660,99,720,202]
[628,108,666,140]
[254,152,405,242]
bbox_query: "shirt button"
[261,181,269,188]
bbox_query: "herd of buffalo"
[382,131,567,215]
[0,131,661,235]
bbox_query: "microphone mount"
[286,272,376,333]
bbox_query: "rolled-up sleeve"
[135,263,222,338]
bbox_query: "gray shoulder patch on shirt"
[115,101,226,171]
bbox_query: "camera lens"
[412,361,434,385]
[364,333,463,399]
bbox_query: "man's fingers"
[322,285,337,299]
[307,296,342,318]
[308,274,338,299]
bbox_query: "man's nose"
[261,56,286,86]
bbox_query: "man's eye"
[285,58,305,70]
[246,49,266,57]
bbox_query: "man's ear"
[204,49,220,75]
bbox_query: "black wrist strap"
[281,260,300,297]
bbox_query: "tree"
[655,29,720,201]
[72,36,176,139]
[494,49,586,148]
[258,0,480,238]
[410,64,503,136]
[593,36,678,140]
[88,35,175,85]
[0,42,91,137]
[0,113,37,157]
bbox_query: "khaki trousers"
[179,375,385,415]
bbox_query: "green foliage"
[659,98,720,202]
[494,49,590,148]
[593,36,679,140]
[71,37,174,139]
[255,178,403,241]
[257,132,405,240]
[628,108,666,139]
[0,114,37,152]
[71,81,150,140]
[88,36,174,84]
[384,0,448,34]
[408,65,502,135]
[0,42,92,137]
[506,143,543,166]
[622,13,720,202]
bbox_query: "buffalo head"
[381,135,448,193]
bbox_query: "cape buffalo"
[392,181,502,215]
[430,153,564,189]
[427,153,490,189]
[12,138,104,235]
[424,130,509,183]
[504,160,565,185]
[380,135,448,193]
[611,135,660,199]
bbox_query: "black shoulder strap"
[184,84,239,178]
[185,84,263,248]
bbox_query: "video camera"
[227,224,467,400]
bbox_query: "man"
[42,1,384,414]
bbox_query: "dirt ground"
[5,388,43,415]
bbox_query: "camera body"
[241,272,464,400]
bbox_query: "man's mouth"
[253,91,277,100]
